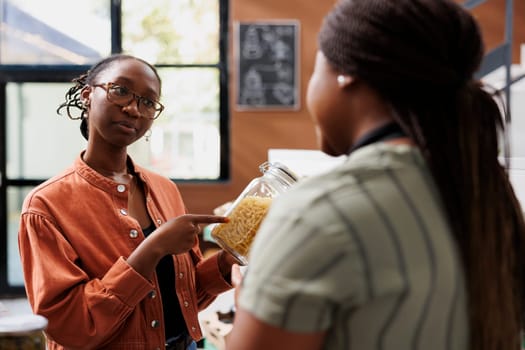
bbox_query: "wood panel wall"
[470,0,524,62]
[178,0,525,215]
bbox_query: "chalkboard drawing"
[236,21,299,109]
[275,62,293,83]
[242,26,264,59]
[271,40,291,61]
[275,25,295,38]
[261,27,277,45]
[272,82,294,105]
[240,68,266,105]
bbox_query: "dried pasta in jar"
[211,196,272,261]
[210,161,298,265]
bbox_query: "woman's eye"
[141,98,155,108]
[112,85,129,96]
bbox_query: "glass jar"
[0,314,48,350]
[211,161,299,265]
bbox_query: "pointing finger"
[185,214,229,225]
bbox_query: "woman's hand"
[231,264,243,308]
[156,214,228,255]
[127,214,228,279]
[217,250,240,283]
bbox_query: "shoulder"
[251,143,430,267]
[22,166,76,212]
[264,144,415,222]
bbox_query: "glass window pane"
[7,186,33,287]
[122,0,219,64]
[1,0,109,64]
[6,82,87,179]
[128,67,221,179]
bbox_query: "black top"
[142,224,187,340]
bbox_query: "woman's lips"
[116,121,138,133]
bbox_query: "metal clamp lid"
[259,161,299,183]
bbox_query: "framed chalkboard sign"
[235,21,300,110]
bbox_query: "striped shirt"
[239,143,468,350]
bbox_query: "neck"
[82,151,132,183]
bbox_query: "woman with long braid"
[226,0,525,349]
[19,54,237,350]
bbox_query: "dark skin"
[80,58,236,281]
[226,51,413,350]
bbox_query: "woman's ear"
[336,74,354,88]
[80,86,92,106]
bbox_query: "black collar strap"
[348,122,406,154]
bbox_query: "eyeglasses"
[93,82,164,120]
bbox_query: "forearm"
[194,251,236,310]
[127,214,225,279]
[30,258,152,348]
[127,234,165,280]
[218,250,238,284]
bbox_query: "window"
[0,0,229,295]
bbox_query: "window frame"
[0,0,229,296]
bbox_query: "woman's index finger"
[187,214,229,224]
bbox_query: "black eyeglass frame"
[93,82,165,120]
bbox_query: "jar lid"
[0,314,48,334]
[259,161,299,182]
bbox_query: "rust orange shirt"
[18,153,232,350]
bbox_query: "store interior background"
[2,0,525,340]
[180,0,525,216]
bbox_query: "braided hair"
[319,0,525,348]
[56,54,161,140]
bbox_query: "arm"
[127,213,236,310]
[19,213,153,349]
[127,214,229,279]
[222,192,358,350]
[20,212,229,348]
[193,249,237,310]
[226,307,326,350]
[227,266,326,350]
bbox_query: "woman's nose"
[122,97,141,118]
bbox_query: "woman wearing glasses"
[18,54,237,350]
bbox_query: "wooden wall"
[470,0,524,62]
[178,0,525,215]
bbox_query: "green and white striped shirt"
[239,143,468,350]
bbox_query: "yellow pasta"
[211,196,272,259]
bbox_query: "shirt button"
[129,229,138,238]
[120,209,128,216]
[156,219,162,225]
[183,301,189,307]
[149,290,156,299]
[179,273,184,279]
[117,184,126,193]
[151,320,160,328]
[191,326,196,332]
